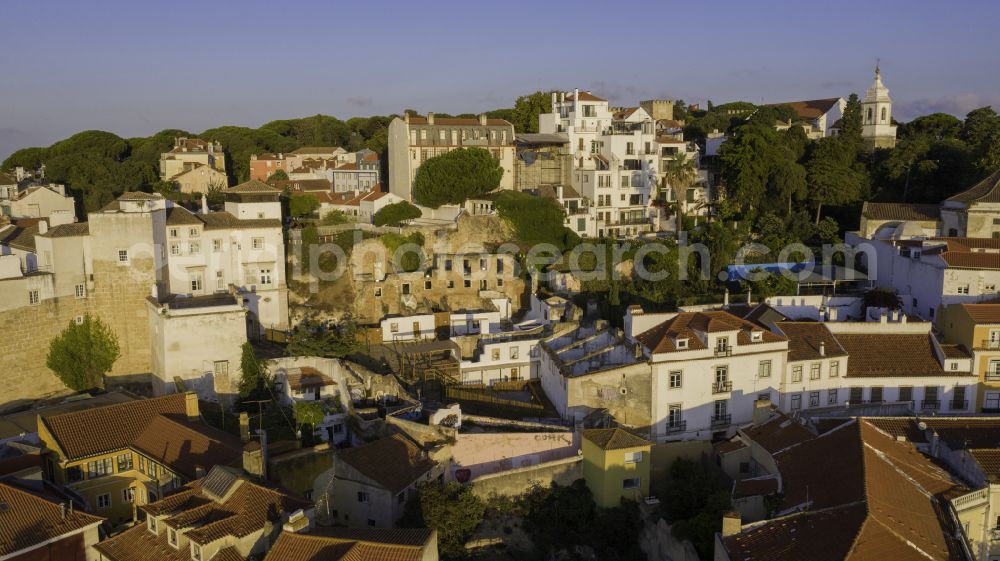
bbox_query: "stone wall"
[468,455,582,499]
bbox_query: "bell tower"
[861,62,898,150]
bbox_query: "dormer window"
[751,331,763,342]
[168,527,178,548]
[676,338,689,349]
[191,543,203,561]
[148,517,158,534]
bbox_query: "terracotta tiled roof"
[290,147,342,155]
[0,219,40,252]
[929,237,1000,251]
[635,311,784,354]
[946,169,1000,204]
[958,303,1000,323]
[169,138,211,153]
[833,333,965,377]
[333,163,358,171]
[939,251,1000,269]
[93,519,193,561]
[564,91,607,102]
[612,107,639,120]
[284,367,336,391]
[38,222,89,238]
[224,179,281,194]
[130,415,242,479]
[0,481,104,558]
[582,428,651,451]
[861,201,940,221]
[164,206,203,225]
[776,322,847,362]
[724,419,965,561]
[41,393,188,459]
[198,212,282,230]
[273,179,332,192]
[740,410,814,455]
[336,434,436,494]
[406,115,512,127]
[40,394,241,478]
[264,528,435,561]
[766,97,842,119]
[714,438,747,454]
[119,191,164,201]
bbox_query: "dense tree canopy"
[412,148,503,207]
[493,191,579,250]
[373,200,421,226]
[46,315,121,391]
[510,91,554,133]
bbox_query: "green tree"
[289,194,320,217]
[285,318,361,358]
[493,191,578,250]
[899,112,962,141]
[771,158,808,216]
[238,342,270,401]
[718,124,782,214]
[662,153,699,235]
[511,91,554,133]
[412,148,503,207]
[319,209,350,226]
[46,315,121,391]
[805,137,866,223]
[401,482,485,559]
[840,93,864,148]
[266,169,289,183]
[657,458,732,559]
[293,401,325,441]
[373,200,422,227]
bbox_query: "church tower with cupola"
[861,63,898,150]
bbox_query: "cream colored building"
[170,164,229,194]
[388,113,516,200]
[159,137,227,184]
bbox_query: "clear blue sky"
[1,0,998,160]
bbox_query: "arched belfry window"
[880,107,887,122]
[866,108,873,123]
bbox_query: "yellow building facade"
[581,428,652,508]
[938,302,1000,412]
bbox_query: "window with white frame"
[148,516,158,534]
[191,543,203,561]
[96,493,111,509]
[357,491,369,503]
[215,270,224,290]
[75,284,86,298]
[168,527,178,547]
[259,268,272,286]
[808,391,820,407]
[117,249,129,264]
[669,371,682,388]
[790,394,802,410]
[622,477,640,489]
[189,228,199,238]
[189,241,201,254]
[829,361,839,377]
[758,360,771,378]
[122,487,135,503]
[810,363,821,380]
[624,451,643,464]
[170,242,181,256]
[213,239,222,252]
[28,290,40,305]
[169,228,178,238]
[957,285,970,294]
[190,273,203,292]
[827,389,839,405]
[252,237,264,250]
[510,347,519,360]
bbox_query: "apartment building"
[537,90,702,237]
[314,434,443,529]
[0,179,76,221]
[160,138,227,186]
[387,113,516,200]
[38,393,242,527]
[938,301,1000,412]
[627,308,789,442]
[95,466,313,561]
[581,428,652,508]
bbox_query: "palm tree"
[662,153,699,236]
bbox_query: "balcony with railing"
[986,368,1000,382]
[712,381,733,394]
[921,399,940,411]
[714,346,732,357]
[711,414,732,428]
[979,339,1000,350]
[663,420,687,434]
[949,399,969,411]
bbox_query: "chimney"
[753,398,772,426]
[478,113,487,126]
[723,289,729,307]
[201,194,208,214]
[60,502,67,520]
[184,392,199,422]
[551,91,557,107]
[721,511,742,537]
[556,185,564,200]
[38,220,48,235]
[282,509,311,533]
[404,112,410,124]
[573,88,580,113]
[194,465,206,478]
[239,412,251,443]
[747,288,752,304]
[819,342,826,356]
[427,112,435,125]
[242,432,267,479]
